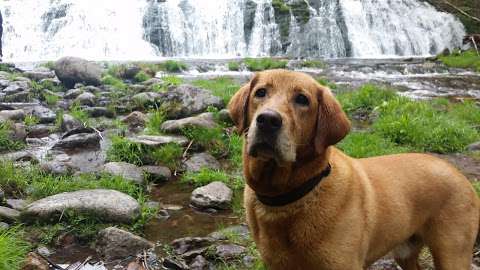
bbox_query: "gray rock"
[161,112,217,133]
[120,66,141,80]
[0,222,9,230]
[121,111,147,129]
[64,88,84,99]
[132,92,162,107]
[0,109,25,121]
[5,199,28,211]
[209,224,250,241]
[75,92,96,106]
[0,206,20,223]
[96,227,154,261]
[40,77,62,87]
[184,152,220,173]
[171,237,215,255]
[83,107,113,118]
[53,133,101,150]
[160,84,224,119]
[218,109,232,123]
[27,124,52,138]
[24,69,55,81]
[36,246,52,257]
[25,105,56,123]
[3,81,29,94]
[189,255,210,270]
[103,162,145,184]
[40,161,73,175]
[467,141,480,151]
[142,165,171,182]
[60,114,82,132]
[191,182,232,210]
[163,257,189,270]
[9,123,26,141]
[0,150,39,163]
[128,135,188,147]
[4,91,30,102]
[22,189,140,223]
[0,188,4,202]
[54,56,102,88]
[215,244,246,260]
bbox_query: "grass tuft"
[338,132,412,158]
[192,77,239,104]
[0,227,30,270]
[181,168,243,190]
[438,49,480,72]
[244,58,287,71]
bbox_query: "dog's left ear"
[315,86,351,153]
[228,75,258,133]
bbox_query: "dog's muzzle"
[248,109,283,158]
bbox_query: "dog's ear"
[315,86,351,153]
[228,75,258,133]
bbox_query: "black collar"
[256,164,331,207]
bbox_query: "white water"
[0,0,467,61]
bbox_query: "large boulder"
[53,57,102,88]
[22,189,140,223]
[190,182,232,210]
[96,227,154,261]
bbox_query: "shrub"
[228,61,241,71]
[134,70,151,82]
[192,77,240,104]
[244,58,287,71]
[0,228,30,270]
[44,93,60,106]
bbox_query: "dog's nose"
[256,110,282,133]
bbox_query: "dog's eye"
[254,88,267,98]
[295,94,309,106]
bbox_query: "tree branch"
[443,0,480,23]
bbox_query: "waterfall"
[0,0,466,61]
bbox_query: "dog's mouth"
[248,141,277,160]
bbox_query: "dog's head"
[228,69,350,164]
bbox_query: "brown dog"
[228,69,480,270]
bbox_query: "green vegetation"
[145,108,167,135]
[272,0,290,13]
[69,103,90,126]
[151,76,183,93]
[316,76,338,90]
[181,168,243,190]
[134,70,151,82]
[244,58,287,71]
[150,143,184,170]
[337,84,396,116]
[31,80,65,93]
[438,49,480,72]
[192,76,240,104]
[107,136,147,166]
[300,60,325,68]
[102,75,128,91]
[0,228,30,270]
[23,115,40,127]
[181,126,228,158]
[228,61,241,71]
[40,61,55,70]
[44,93,60,106]
[161,60,188,73]
[338,132,411,158]
[0,122,24,153]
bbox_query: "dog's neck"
[244,147,332,197]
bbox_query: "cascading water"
[0,0,466,61]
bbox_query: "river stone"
[64,88,84,99]
[96,227,154,261]
[209,224,250,241]
[132,92,162,107]
[190,182,232,210]
[83,107,113,118]
[0,109,25,121]
[61,114,82,132]
[27,124,52,138]
[103,162,145,184]
[22,189,140,223]
[128,134,189,147]
[171,237,215,255]
[184,152,220,173]
[75,92,96,106]
[160,84,224,119]
[24,68,55,81]
[214,244,246,260]
[6,199,28,211]
[189,255,210,270]
[22,252,50,270]
[24,105,56,123]
[4,91,30,103]
[9,123,27,141]
[0,206,20,223]
[161,112,217,133]
[54,56,102,88]
[3,81,29,94]
[121,111,147,128]
[141,165,171,182]
[467,141,480,151]
[53,132,101,150]
[40,160,73,175]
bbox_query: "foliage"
[107,136,147,166]
[182,168,243,190]
[228,61,241,71]
[244,58,287,71]
[150,143,184,170]
[301,60,325,68]
[145,108,167,135]
[316,76,337,90]
[40,61,56,70]
[134,70,151,82]
[337,84,397,116]
[337,132,411,158]
[102,75,128,91]
[69,103,90,126]
[23,115,40,127]
[181,126,228,158]
[0,122,24,153]
[438,49,480,72]
[44,93,60,106]
[0,227,30,270]
[192,76,240,104]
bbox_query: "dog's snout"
[256,110,282,133]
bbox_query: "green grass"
[145,108,167,135]
[181,126,228,158]
[337,84,397,116]
[192,77,240,104]
[107,136,148,166]
[0,122,25,153]
[69,103,90,126]
[228,61,241,71]
[0,228,30,270]
[102,75,128,91]
[244,58,287,71]
[134,70,151,82]
[30,80,65,94]
[40,61,55,70]
[44,93,60,106]
[150,143,184,170]
[151,76,183,92]
[160,60,188,73]
[438,49,480,72]
[316,77,338,90]
[181,168,243,190]
[338,132,411,158]
[301,60,325,68]
[24,115,40,127]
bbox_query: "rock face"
[96,227,154,261]
[161,112,217,133]
[54,56,102,88]
[103,162,145,184]
[190,182,232,210]
[160,85,224,119]
[184,152,221,173]
[22,189,140,223]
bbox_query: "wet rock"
[22,189,140,223]
[27,124,52,138]
[184,152,220,173]
[60,114,82,132]
[191,182,232,210]
[24,68,55,81]
[142,165,171,182]
[64,88,84,99]
[0,109,25,121]
[161,112,217,133]
[75,92,96,106]
[54,56,102,88]
[209,224,250,241]
[214,244,246,260]
[36,246,52,257]
[171,237,215,255]
[40,160,73,175]
[22,252,49,270]
[10,123,27,141]
[0,206,20,223]
[128,134,189,147]
[132,92,162,107]
[6,199,28,211]
[163,257,189,270]
[104,162,145,184]
[3,81,29,94]
[160,85,224,119]
[467,141,480,151]
[96,227,154,261]
[24,105,56,124]
[122,111,148,129]
[189,255,210,270]
[53,132,101,150]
